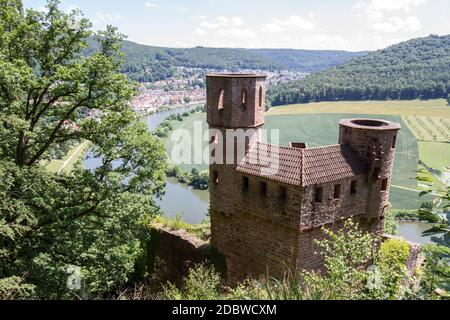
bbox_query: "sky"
[23,0,450,51]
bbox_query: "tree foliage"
[268,35,450,106]
[414,167,450,296]
[0,0,166,298]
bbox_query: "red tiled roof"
[236,143,303,186]
[302,144,368,186]
[236,143,368,187]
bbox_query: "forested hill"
[93,39,366,82]
[246,49,367,73]
[268,34,450,106]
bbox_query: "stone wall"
[148,224,213,286]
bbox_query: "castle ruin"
[207,73,401,283]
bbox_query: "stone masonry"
[207,73,401,284]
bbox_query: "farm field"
[417,141,450,174]
[267,99,450,118]
[403,115,450,174]
[164,100,450,210]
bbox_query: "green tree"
[0,0,166,298]
[415,167,450,296]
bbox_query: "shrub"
[162,264,222,300]
[375,239,410,299]
[0,276,36,300]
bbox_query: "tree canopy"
[0,0,166,298]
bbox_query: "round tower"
[339,119,401,222]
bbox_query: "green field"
[267,99,450,118]
[402,115,450,174]
[46,141,89,174]
[165,100,450,209]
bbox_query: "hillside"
[268,35,450,106]
[247,49,367,73]
[94,39,366,82]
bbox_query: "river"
[84,105,434,245]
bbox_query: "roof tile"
[236,143,368,187]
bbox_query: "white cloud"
[145,3,159,9]
[262,15,315,33]
[200,21,220,29]
[195,28,206,36]
[95,12,122,22]
[355,0,425,33]
[195,16,256,39]
[370,0,427,12]
[370,15,422,32]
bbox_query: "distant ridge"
[87,38,367,82]
[268,34,450,106]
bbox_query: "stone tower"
[206,73,401,283]
[207,73,267,215]
[338,119,401,230]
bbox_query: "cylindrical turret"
[339,118,401,218]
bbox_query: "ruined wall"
[148,225,211,285]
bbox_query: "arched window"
[218,89,224,110]
[241,88,247,109]
[258,86,263,109]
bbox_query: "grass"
[267,99,450,118]
[46,141,89,174]
[153,214,211,241]
[417,141,450,173]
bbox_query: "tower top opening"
[340,118,401,131]
[206,73,267,79]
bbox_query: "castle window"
[334,184,341,199]
[241,88,247,109]
[381,178,389,191]
[242,176,249,193]
[350,180,358,195]
[218,89,224,110]
[258,86,263,109]
[210,133,218,144]
[280,186,287,205]
[211,134,218,158]
[260,181,267,196]
[245,136,250,154]
[315,187,323,203]
[392,135,397,149]
[213,171,219,186]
